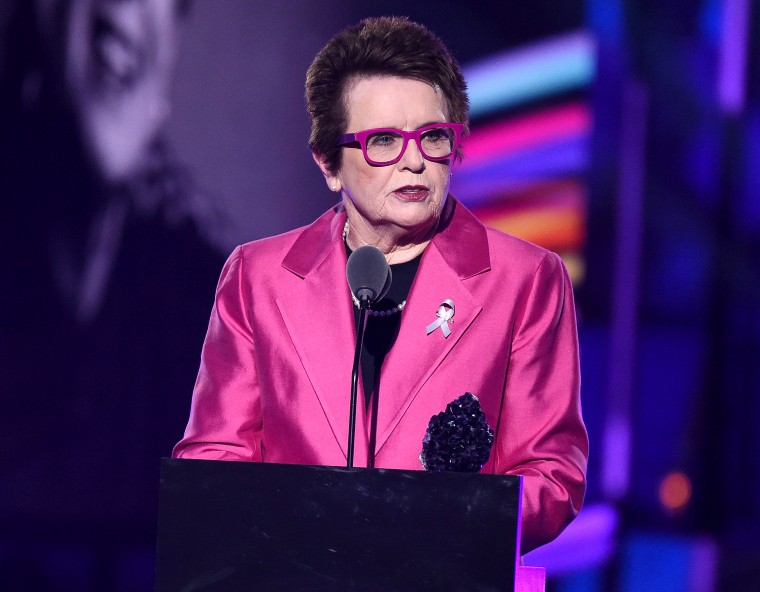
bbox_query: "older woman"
[174,16,588,554]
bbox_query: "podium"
[156,458,524,591]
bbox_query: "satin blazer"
[174,197,588,553]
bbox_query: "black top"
[347,244,422,409]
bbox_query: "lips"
[393,185,429,201]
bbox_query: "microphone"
[346,245,391,304]
[345,245,391,468]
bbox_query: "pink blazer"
[174,197,588,553]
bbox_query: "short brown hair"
[306,16,469,174]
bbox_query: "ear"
[312,152,342,193]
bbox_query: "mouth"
[393,185,430,201]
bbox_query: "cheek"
[432,166,452,199]
[340,161,391,203]
[355,174,392,213]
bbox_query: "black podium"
[155,458,522,591]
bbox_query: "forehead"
[342,75,449,130]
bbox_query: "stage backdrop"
[0,2,587,591]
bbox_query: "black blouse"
[347,244,422,408]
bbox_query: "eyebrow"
[369,121,449,131]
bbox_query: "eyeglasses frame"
[336,122,464,166]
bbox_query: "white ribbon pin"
[426,299,455,338]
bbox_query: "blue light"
[464,32,596,117]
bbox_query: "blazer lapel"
[276,206,370,464]
[372,198,491,455]
[275,198,489,465]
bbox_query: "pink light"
[460,102,591,165]
[471,179,585,216]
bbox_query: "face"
[38,0,181,183]
[320,76,453,245]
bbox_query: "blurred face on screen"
[37,0,183,183]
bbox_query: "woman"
[174,16,588,554]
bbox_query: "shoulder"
[484,225,562,273]
[232,204,342,270]
[434,197,564,283]
[236,225,305,265]
[219,204,344,286]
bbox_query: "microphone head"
[346,245,391,304]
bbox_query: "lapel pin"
[426,299,455,338]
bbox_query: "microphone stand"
[348,297,370,468]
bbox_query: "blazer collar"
[428,195,491,279]
[282,202,347,278]
[282,197,491,281]
[277,203,364,463]
[277,197,491,464]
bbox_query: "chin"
[389,211,440,232]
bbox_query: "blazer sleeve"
[494,251,588,554]
[173,246,264,461]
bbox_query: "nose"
[398,137,425,172]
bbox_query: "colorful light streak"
[453,135,589,204]
[468,180,587,252]
[464,31,595,117]
[461,103,591,165]
[457,32,595,285]
[452,103,591,204]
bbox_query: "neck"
[344,214,436,265]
